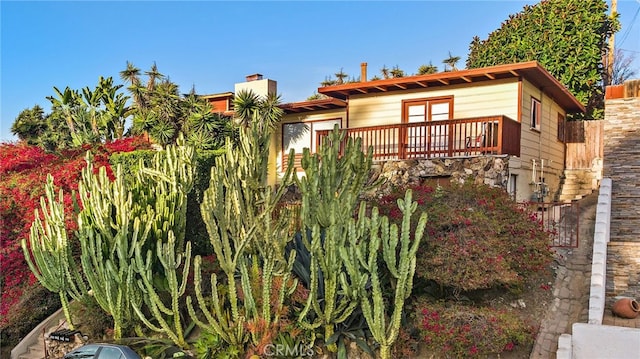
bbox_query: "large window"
[403,97,453,155]
[282,118,341,171]
[530,97,541,131]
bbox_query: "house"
[201,92,234,115]
[270,61,585,202]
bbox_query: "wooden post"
[607,0,617,85]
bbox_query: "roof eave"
[318,61,585,114]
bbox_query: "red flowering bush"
[0,137,148,343]
[416,301,534,357]
[377,181,554,292]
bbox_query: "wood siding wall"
[565,121,604,169]
[347,79,519,128]
[511,79,567,201]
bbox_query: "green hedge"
[109,148,225,255]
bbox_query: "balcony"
[315,115,521,161]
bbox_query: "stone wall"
[604,79,640,243]
[606,242,640,304]
[365,155,509,197]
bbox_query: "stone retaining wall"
[604,81,640,243]
[365,155,509,197]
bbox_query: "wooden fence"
[565,120,604,169]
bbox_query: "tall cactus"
[77,162,147,338]
[21,175,87,329]
[295,127,379,351]
[341,190,427,359]
[188,91,297,351]
[76,137,195,339]
[137,135,194,250]
[297,126,376,228]
[133,232,191,348]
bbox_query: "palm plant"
[380,65,390,79]
[418,62,439,75]
[99,77,129,140]
[390,65,405,78]
[334,68,349,84]
[81,85,102,137]
[46,86,81,140]
[443,51,461,71]
[144,62,164,92]
[320,77,337,87]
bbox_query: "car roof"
[66,343,141,358]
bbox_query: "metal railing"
[521,201,580,248]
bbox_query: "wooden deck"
[315,115,521,160]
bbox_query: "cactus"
[76,137,195,339]
[21,175,87,329]
[188,91,297,351]
[132,232,191,348]
[341,190,427,359]
[76,161,148,338]
[294,126,379,352]
[137,135,195,250]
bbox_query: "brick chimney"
[361,62,367,82]
[245,73,263,82]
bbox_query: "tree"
[466,0,619,119]
[334,68,349,84]
[610,49,638,85]
[380,65,390,79]
[320,76,337,87]
[46,86,82,142]
[306,92,328,101]
[11,105,48,145]
[120,62,229,148]
[390,65,405,78]
[119,61,144,111]
[417,62,439,75]
[182,90,235,150]
[99,77,129,140]
[442,51,461,71]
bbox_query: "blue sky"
[2,0,639,142]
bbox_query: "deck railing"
[315,115,521,160]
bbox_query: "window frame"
[281,118,342,171]
[530,97,541,131]
[557,113,566,142]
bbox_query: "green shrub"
[70,297,114,340]
[416,301,534,357]
[188,149,225,255]
[108,150,156,177]
[376,181,553,293]
[0,284,60,349]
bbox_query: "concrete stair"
[16,318,68,359]
[11,308,67,359]
[18,345,46,359]
[558,169,600,202]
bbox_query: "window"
[530,97,541,131]
[97,347,124,359]
[403,97,453,155]
[282,119,341,171]
[557,113,566,142]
